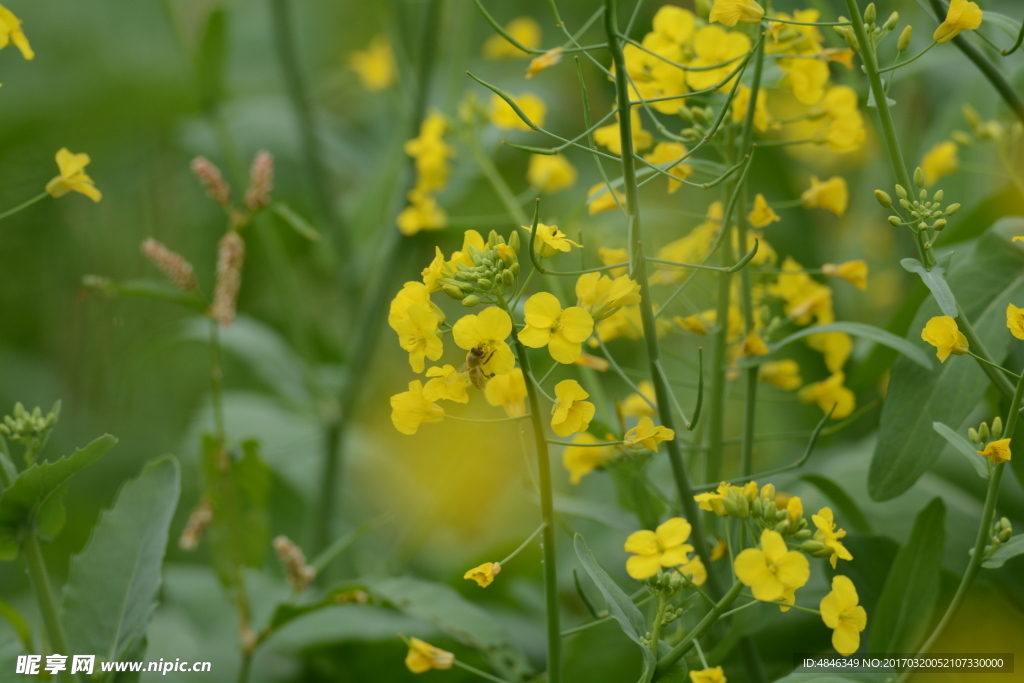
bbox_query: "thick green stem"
[603,0,711,567]
[654,580,744,678]
[23,535,75,683]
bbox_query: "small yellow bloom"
[820,575,867,657]
[709,0,764,27]
[46,149,102,202]
[822,261,868,291]
[759,360,802,390]
[447,230,486,269]
[623,416,675,451]
[624,517,695,579]
[675,312,714,336]
[921,315,969,362]
[393,302,444,373]
[787,496,804,527]
[595,108,653,155]
[551,379,596,437]
[390,381,445,435]
[563,432,617,484]
[921,141,959,187]
[823,112,867,154]
[934,0,983,44]
[651,5,696,44]
[598,247,629,276]
[464,561,501,587]
[389,281,444,330]
[643,142,693,193]
[587,183,627,215]
[397,196,447,235]
[621,380,657,419]
[490,93,546,131]
[527,154,577,194]
[519,292,594,364]
[526,47,563,78]
[347,35,396,91]
[748,194,781,229]
[1008,303,1024,340]
[0,4,33,60]
[801,176,848,216]
[781,58,830,105]
[741,331,770,357]
[978,438,1011,465]
[812,507,853,569]
[574,352,610,371]
[575,272,642,321]
[529,222,582,258]
[798,372,855,419]
[734,529,810,602]
[731,84,774,132]
[694,482,732,516]
[484,369,527,417]
[690,666,726,683]
[806,332,853,374]
[453,307,516,377]
[483,17,541,59]
[687,26,751,91]
[422,365,470,403]
[405,637,455,673]
[819,48,855,69]
[710,538,728,562]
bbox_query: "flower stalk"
[23,534,75,683]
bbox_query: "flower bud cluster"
[992,516,1013,545]
[642,566,694,597]
[436,230,520,306]
[881,181,959,234]
[678,105,717,143]
[0,402,59,464]
[751,485,811,539]
[968,416,1002,446]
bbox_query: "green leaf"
[984,11,1022,42]
[62,456,180,664]
[901,258,958,317]
[86,277,207,313]
[981,534,1024,569]
[0,435,117,560]
[195,8,227,110]
[870,219,1024,500]
[759,321,933,370]
[574,534,656,683]
[868,498,945,654]
[932,422,990,479]
[271,203,322,242]
[0,598,33,652]
[799,475,872,534]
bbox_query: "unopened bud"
[863,3,876,25]
[833,25,847,37]
[843,27,859,51]
[443,285,466,300]
[794,529,812,540]
[875,189,893,208]
[888,215,902,227]
[933,189,944,203]
[883,12,899,32]
[190,156,232,207]
[969,427,980,444]
[945,203,961,215]
[244,150,274,212]
[462,295,481,307]
[979,421,990,442]
[679,106,695,123]
[895,184,908,199]
[963,104,981,128]
[914,167,926,187]
[508,230,521,253]
[933,219,947,231]
[898,25,913,51]
[951,130,974,146]
[210,231,246,328]
[992,416,1004,439]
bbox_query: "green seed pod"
[888,215,902,227]
[443,285,466,300]
[979,421,990,442]
[914,167,926,187]
[863,3,876,25]
[969,427,980,444]
[875,189,893,208]
[462,295,481,307]
[883,11,899,31]
[992,416,1004,440]
[898,25,913,51]
[945,203,961,215]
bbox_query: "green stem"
[956,303,1018,401]
[0,192,49,222]
[603,0,711,567]
[654,580,744,678]
[453,659,514,683]
[877,41,936,73]
[209,321,228,443]
[500,524,546,565]
[23,535,75,683]
[965,351,1021,379]
[650,594,668,658]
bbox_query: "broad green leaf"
[195,8,227,110]
[548,492,635,532]
[61,456,180,664]
[870,219,1024,500]
[980,534,1024,569]
[574,534,656,683]
[266,582,368,632]
[901,258,957,317]
[760,322,932,370]
[800,475,872,533]
[0,435,117,560]
[984,11,1022,41]
[271,203,322,242]
[868,498,945,654]
[0,598,32,652]
[85,277,207,313]
[932,422,990,479]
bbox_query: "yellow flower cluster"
[398,113,455,235]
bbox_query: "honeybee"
[462,345,496,389]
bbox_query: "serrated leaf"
[0,435,117,560]
[932,422,990,479]
[61,456,180,664]
[901,258,958,317]
[868,498,945,654]
[800,475,872,533]
[574,534,656,683]
[756,321,932,370]
[870,219,1024,500]
[271,203,322,242]
[979,534,1024,569]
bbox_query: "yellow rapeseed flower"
[710,538,728,561]
[812,507,853,569]
[393,302,444,373]
[464,561,501,587]
[483,17,541,59]
[484,369,527,417]
[731,84,774,132]
[1008,303,1024,340]
[595,108,653,155]
[0,4,33,60]
[643,142,693,193]
[806,332,853,374]
[921,141,959,187]
[46,149,101,202]
[801,176,848,216]
[781,58,830,105]
[620,380,657,418]
[798,372,855,419]
[748,194,780,229]
[587,183,627,215]
[390,381,445,435]
[690,666,727,683]
[734,529,810,602]
[921,315,969,362]
[623,416,675,450]
[526,47,563,78]
[529,222,582,258]
[452,307,516,376]
[934,0,983,44]
[695,482,732,516]
[563,432,617,484]
[759,360,802,390]
[624,517,695,579]
[598,247,629,276]
[397,196,447,235]
[551,379,595,437]
[490,93,546,131]
[978,438,1011,465]
[527,154,577,194]
[347,35,396,91]
[741,331,770,357]
[575,272,642,321]
[422,365,470,403]
[405,637,455,673]
[820,576,867,657]
[519,292,594,364]
[822,261,868,290]
[709,0,765,27]
[389,281,444,329]
[687,26,751,91]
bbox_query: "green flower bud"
[462,295,481,307]
[774,520,791,534]
[875,189,893,208]
[843,27,859,51]
[443,285,466,300]
[502,270,515,288]
[510,262,520,276]
[833,25,847,37]
[951,130,974,147]
[800,540,827,555]
[486,230,499,248]
[933,189,944,203]
[692,107,710,125]
[888,215,902,227]
[969,427,980,444]
[679,106,695,123]
[933,219,947,231]
[863,3,876,25]
[468,245,484,266]
[914,167,926,187]
[898,25,913,51]
[992,416,1004,440]
[895,184,908,199]
[794,529,812,540]
[945,203,961,215]
[476,278,493,291]
[883,11,899,31]
[979,421,990,442]
[919,188,928,201]
[999,527,1013,543]
[760,483,776,503]
[963,104,981,129]
[508,230,521,254]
